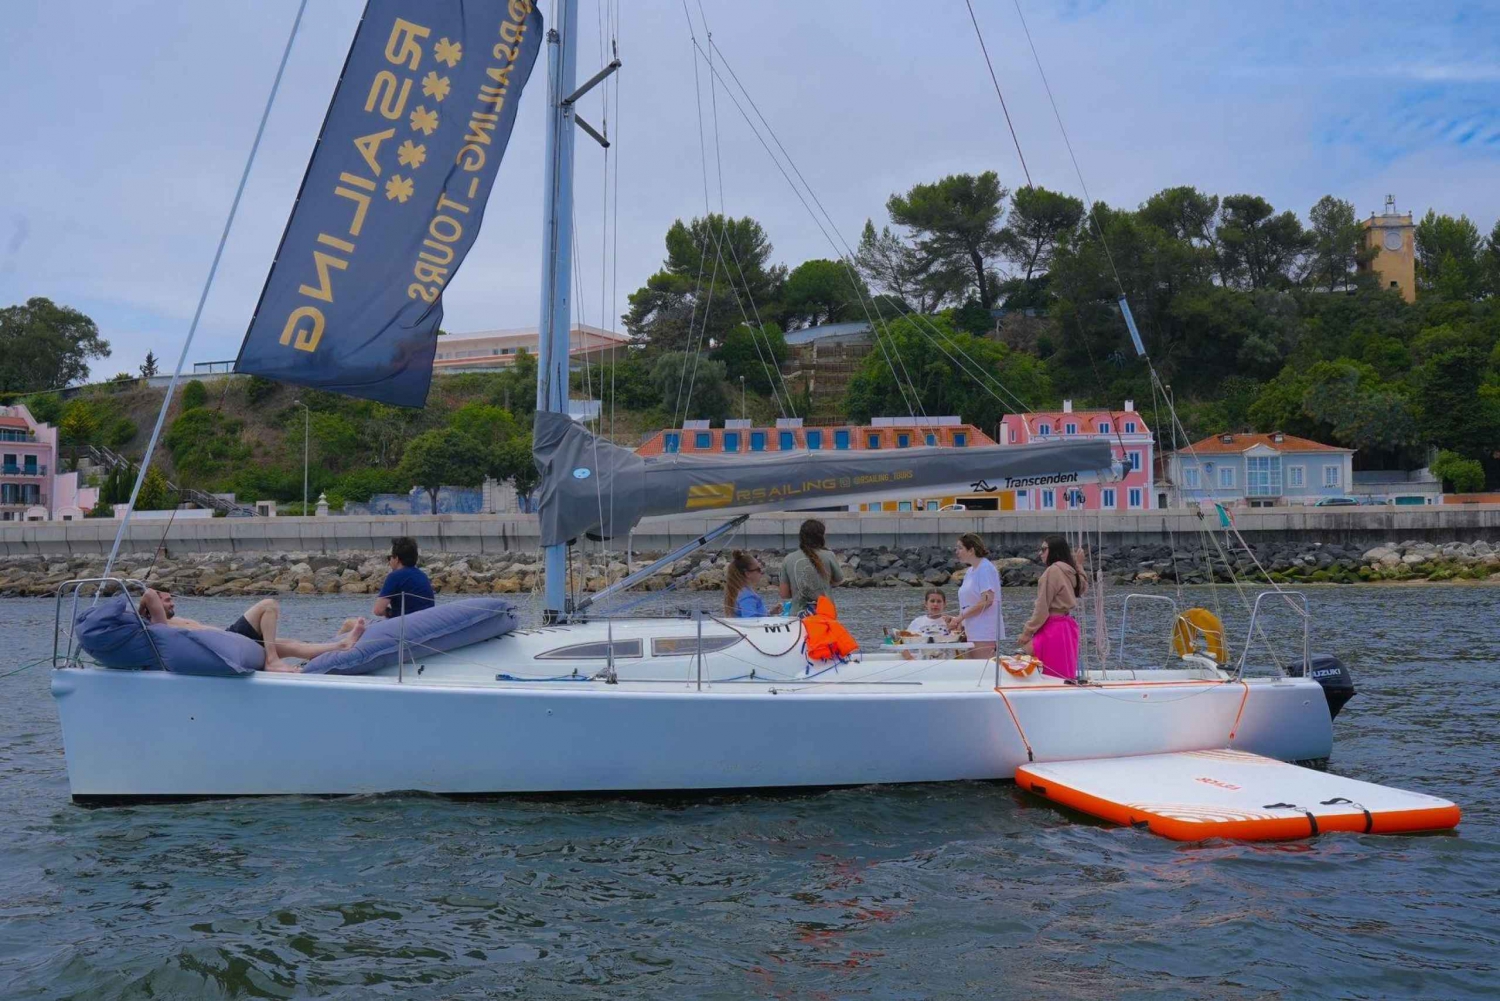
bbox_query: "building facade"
[1163,432,1354,508]
[1358,195,1416,302]
[0,405,99,521]
[995,401,1155,512]
[433,324,631,373]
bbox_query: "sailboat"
[48,0,1341,800]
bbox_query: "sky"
[2,0,1498,382]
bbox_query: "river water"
[1,585,1496,999]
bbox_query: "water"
[2,586,1497,999]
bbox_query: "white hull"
[51,616,1333,799]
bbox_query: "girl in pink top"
[1018,535,1086,679]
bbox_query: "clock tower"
[1358,195,1415,302]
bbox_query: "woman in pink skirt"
[1017,535,1085,679]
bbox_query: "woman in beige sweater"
[1017,535,1086,679]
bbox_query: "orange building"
[1358,195,1416,302]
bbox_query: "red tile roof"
[0,416,30,429]
[1177,433,1351,454]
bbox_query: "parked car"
[1314,497,1359,507]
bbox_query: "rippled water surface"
[2,586,1497,999]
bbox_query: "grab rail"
[53,577,166,671]
[1236,590,1310,678]
[1116,593,1180,670]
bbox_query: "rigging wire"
[99,0,308,589]
[963,0,1033,189]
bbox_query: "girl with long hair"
[1018,534,1086,679]
[723,550,768,618]
[778,518,844,614]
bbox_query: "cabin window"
[953,432,967,447]
[925,433,937,446]
[664,433,680,454]
[779,431,795,450]
[867,433,880,449]
[750,431,766,452]
[1098,421,1111,434]
[897,433,910,448]
[694,432,711,449]
[650,635,742,657]
[898,500,912,511]
[1038,423,1051,435]
[1064,422,1077,435]
[535,639,643,660]
[724,432,740,452]
[807,430,823,450]
[834,430,849,450]
[1124,421,1137,433]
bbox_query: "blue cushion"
[73,596,159,670]
[303,598,520,675]
[147,624,263,677]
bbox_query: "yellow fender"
[1173,608,1228,664]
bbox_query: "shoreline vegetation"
[5,539,1496,599]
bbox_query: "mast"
[537,0,579,621]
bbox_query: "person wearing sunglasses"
[724,550,769,618]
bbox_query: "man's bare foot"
[339,618,368,649]
[263,658,301,673]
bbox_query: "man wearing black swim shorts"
[139,590,366,673]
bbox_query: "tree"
[490,347,538,417]
[854,219,962,313]
[181,379,208,410]
[58,399,105,445]
[650,352,728,421]
[1138,186,1219,245]
[1216,195,1310,290]
[139,351,159,379]
[711,323,788,396]
[999,185,1084,287]
[397,428,487,513]
[165,408,248,479]
[1485,219,1500,297]
[1430,449,1485,493]
[780,259,864,329]
[1413,347,1500,458]
[1414,210,1485,300]
[886,172,1009,308]
[0,297,111,392]
[844,314,1050,431]
[624,215,786,352]
[448,402,520,444]
[488,434,540,503]
[135,466,172,511]
[1305,195,1371,291]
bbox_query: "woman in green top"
[778,519,844,614]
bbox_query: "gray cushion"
[73,596,160,670]
[303,598,520,675]
[147,624,263,676]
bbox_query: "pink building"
[0,405,99,521]
[997,400,1154,512]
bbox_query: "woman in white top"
[946,533,1002,659]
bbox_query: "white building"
[433,324,632,373]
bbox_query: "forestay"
[534,411,1116,545]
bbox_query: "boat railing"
[53,577,165,672]
[1236,590,1310,679]
[1115,593,1180,671]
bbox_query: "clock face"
[1383,229,1404,252]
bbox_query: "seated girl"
[902,589,956,660]
[724,550,769,618]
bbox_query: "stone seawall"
[7,538,1496,599]
[4,506,1500,559]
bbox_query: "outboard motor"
[1306,653,1356,720]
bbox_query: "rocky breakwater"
[1,539,1497,599]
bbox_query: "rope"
[963,0,1033,188]
[100,0,308,589]
[996,688,1034,762]
[0,657,51,680]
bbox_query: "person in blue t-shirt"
[374,536,435,618]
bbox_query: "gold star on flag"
[385,174,414,203]
[433,38,462,68]
[396,140,427,169]
[409,105,439,135]
[422,71,451,102]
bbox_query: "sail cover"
[235,0,544,407]
[534,412,1117,546]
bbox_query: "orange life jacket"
[801,595,859,662]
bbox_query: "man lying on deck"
[138,589,366,674]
